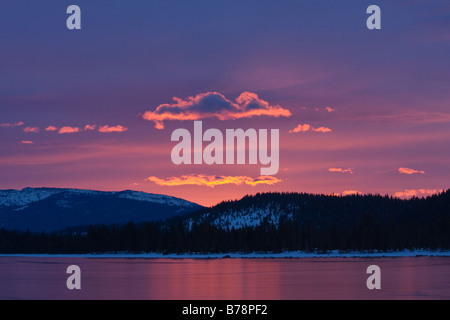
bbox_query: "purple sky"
[1,0,449,206]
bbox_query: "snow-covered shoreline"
[0,249,449,259]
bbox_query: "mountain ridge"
[0,187,202,232]
[0,187,199,209]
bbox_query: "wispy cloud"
[394,189,441,199]
[1,121,24,128]
[20,140,34,144]
[58,126,80,134]
[357,111,450,124]
[399,167,425,175]
[146,174,282,188]
[8,123,126,135]
[45,124,121,133]
[289,124,311,133]
[289,123,332,133]
[98,125,128,133]
[313,127,332,133]
[45,126,58,132]
[84,124,96,131]
[23,127,39,133]
[142,91,292,129]
[325,107,336,113]
[329,167,354,174]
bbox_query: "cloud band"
[146,174,282,188]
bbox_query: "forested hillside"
[1,191,449,253]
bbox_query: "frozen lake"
[0,256,448,300]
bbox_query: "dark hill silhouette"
[0,190,448,253]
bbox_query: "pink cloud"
[312,127,332,133]
[1,121,24,128]
[325,107,336,113]
[289,123,332,133]
[98,125,128,133]
[329,168,354,174]
[58,126,80,134]
[142,91,292,129]
[289,124,311,133]
[45,126,58,132]
[394,189,441,199]
[342,190,361,196]
[84,124,96,131]
[146,174,282,188]
[399,167,425,175]
[23,127,39,133]
[20,140,34,144]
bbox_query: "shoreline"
[0,249,449,259]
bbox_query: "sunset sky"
[1,1,449,206]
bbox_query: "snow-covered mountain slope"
[186,204,295,231]
[0,188,202,232]
[0,188,197,209]
[0,188,63,208]
[116,190,198,208]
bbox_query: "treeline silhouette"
[0,191,449,254]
